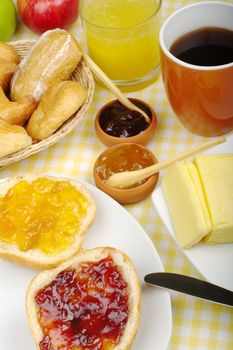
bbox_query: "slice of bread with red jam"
[26,247,141,350]
[0,174,96,269]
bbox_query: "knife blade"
[144,272,233,307]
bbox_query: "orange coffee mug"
[159,2,233,137]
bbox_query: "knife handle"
[145,273,233,307]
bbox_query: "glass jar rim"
[79,0,162,31]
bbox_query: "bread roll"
[26,247,141,350]
[0,124,32,157]
[0,174,96,268]
[27,80,87,140]
[10,29,83,102]
[0,87,37,125]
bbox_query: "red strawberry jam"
[35,256,129,350]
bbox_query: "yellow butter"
[162,162,210,248]
[195,154,233,244]
[185,161,212,234]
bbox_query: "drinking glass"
[80,0,162,91]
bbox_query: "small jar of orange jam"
[93,143,159,204]
[95,143,155,187]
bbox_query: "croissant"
[0,43,19,91]
[0,87,37,125]
[0,42,19,64]
[0,58,18,91]
[0,124,32,158]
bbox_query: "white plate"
[0,179,172,350]
[152,134,233,291]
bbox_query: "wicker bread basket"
[0,40,95,168]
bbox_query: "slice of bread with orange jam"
[26,246,141,350]
[0,174,96,268]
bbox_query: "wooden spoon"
[106,137,226,189]
[83,53,151,124]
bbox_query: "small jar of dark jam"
[95,98,157,147]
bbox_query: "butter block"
[162,162,210,248]
[195,154,233,244]
[185,161,212,233]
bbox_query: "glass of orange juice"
[80,0,162,91]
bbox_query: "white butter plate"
[0,179,172,350]
[152,134,233,291]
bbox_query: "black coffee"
[170,27,233,66]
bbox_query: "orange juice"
[81,0,161,90]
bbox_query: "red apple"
[17,0,79,34]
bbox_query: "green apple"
[0,0,16,41]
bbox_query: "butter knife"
[144,272,233,307]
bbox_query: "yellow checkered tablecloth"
[2,0,233,349]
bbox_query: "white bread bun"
[10,29,83,102]
[27,80,88,141]
[26,246,141,350]
[0,174,96,268]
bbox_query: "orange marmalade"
[0,178,88,255]
[36,256,129,350]
[95,143,155,188]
